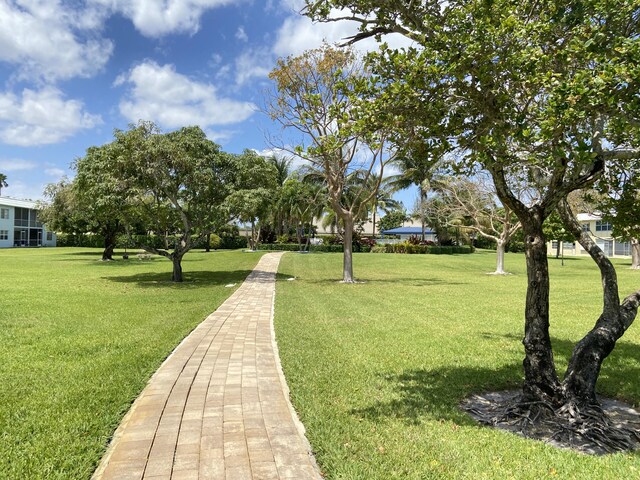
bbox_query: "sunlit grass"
[0,247,264,479]
[274,250,640,479]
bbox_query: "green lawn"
[0,247,264,479]
[274,250,640,479]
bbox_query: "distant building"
[0,197,57,248]
[547,213,631,258]
[379,226,437,243]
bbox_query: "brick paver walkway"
[92,252,322,480]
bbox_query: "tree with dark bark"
[267,45,395,282]
[306,0,640,450]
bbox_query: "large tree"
[306,0,640,449]
[267,45,395,282]
[110,121,236,282]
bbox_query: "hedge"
[378,243,474,254]
[55,232,244,250]
[256,243,372,253]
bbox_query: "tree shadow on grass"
[298,277,469,287]
[103,269,254,288]
[351,363,523,427]
[351,336,640,427]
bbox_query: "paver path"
[93,252,322,480]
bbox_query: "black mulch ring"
[462,390,640,455]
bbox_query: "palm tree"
[388,152,442,240]
[267,156,293,235]
[0,173,7,196]
[367,174,402,237]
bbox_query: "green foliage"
[382,243,473,255]
[256,243,372,253]
[377,210,408,233]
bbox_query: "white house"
[548,213,631,258]
[0,197,57,248]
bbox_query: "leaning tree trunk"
[102,230,117,261]
[342,213,355,283]
[557,201,640,406]
[520,209,562,403]
[631,238,640,270]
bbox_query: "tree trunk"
[557,201,640,405]
[631,238,640,269]
[102,230,117,261]
[171,254,184,282]
[556,240,561,259]
[495,239,506,274]
[342,213,355,283]
[205,234,211,252]
[372,208,377,238]
[520,212,562,402]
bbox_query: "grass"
[274,250,640,479]
[0,247,265,479]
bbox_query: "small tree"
[267,45,395,282]
[110,121,236,282]
[434,175,521,274]
[225,151,278,250]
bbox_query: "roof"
[576,213,601,221]
[381,227,435,235]
[0,197,40,209]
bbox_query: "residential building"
[0,197,57,248]
[547,213,631,258]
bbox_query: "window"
[0,208,8,220]
[46,232,53,241]
[595,220,612,232]
[0,230,8,240]
[581,223,590,232]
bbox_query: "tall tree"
[0,173,7,196]
[267,45,395,282]
[306,0,640,449]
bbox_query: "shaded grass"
[0,247,264,479]
[274,250,640,479]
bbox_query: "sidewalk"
[92,252,322,480]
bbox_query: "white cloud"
[0,0,113,82]
[92,0,244,38]
[235,26,248,42]
[0,87,102,146]
[45,167,66,178]
[0,159,37,171]
[235,48,273,86]
[116,61,256,128]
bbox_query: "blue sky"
[0,0,416,208]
